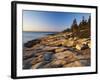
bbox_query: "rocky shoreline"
[23,31,91,69]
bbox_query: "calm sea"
[23,31,56,43]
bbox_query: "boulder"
[73,37,78,40]
[62,40,74,47]
[88,42,91,48]
[75,44,89,50]
[75,44,83,50]
[68,38,73,40]
[81,44,89,50]
[77,38,90,45]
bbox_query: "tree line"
[62,16,91,38]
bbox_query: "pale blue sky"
[23,10,90,32]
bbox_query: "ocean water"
[23,31,56,43]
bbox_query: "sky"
[23,10,90,32]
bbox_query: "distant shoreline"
[23,31,60,33]
[23,31,58,43]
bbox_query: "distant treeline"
[62,16,91,38]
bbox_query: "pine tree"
[71,18,79,37]
[88,16,91,27]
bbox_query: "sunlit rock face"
[23,26,91,69]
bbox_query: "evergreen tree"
[88,16,91,27]
[71,18,79,37]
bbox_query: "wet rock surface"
[23,32,91,69]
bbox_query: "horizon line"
[23,31,61,32]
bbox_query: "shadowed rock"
[24,39,41,48]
